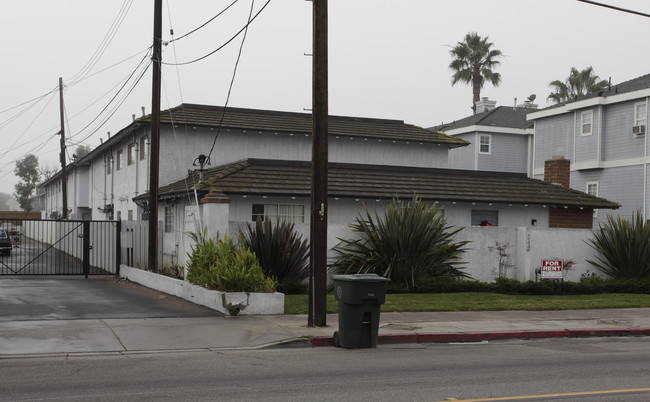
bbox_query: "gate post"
[116,220,121,276]
[83,221,90,278]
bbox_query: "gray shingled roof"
[135,159,619,209]
[431,106,535,132]
[538,73,650,111]
[142,103,468,147]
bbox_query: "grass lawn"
[284,292,650,315]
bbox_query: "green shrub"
[241,218,310,294]
[331,195,470,291]
[186,230,276,293]
[587,212,650,279]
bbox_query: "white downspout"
[644,97,649,220]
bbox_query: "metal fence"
[0,218,119,276]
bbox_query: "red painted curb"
[310,327,650,347]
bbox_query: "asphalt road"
[2,337,650,401]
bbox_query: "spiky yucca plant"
[587,212,650,279]
[331,195,470,291]
[242,218,310,294]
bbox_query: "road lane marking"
[443,387,650,401]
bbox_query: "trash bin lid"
[331,274,390,282]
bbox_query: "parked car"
[0,223,19,236]
[0,229,12,256]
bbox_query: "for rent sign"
[541,260,563,279]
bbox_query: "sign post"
[541,259,564,295]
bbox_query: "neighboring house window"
[128,143,136,165]
[116,149,123,170]
[479,134,491,154]
[127,210,133,221]
[634,102,647,135]
[164,206,174,232]
[581,110,593,136]
[252,204,305,223]
[140,136,148,160]
[471,210,498,226]
[586,181,599,217]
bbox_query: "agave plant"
[587,212,650,279]
[241,218,310,294]
[331,195,470,291]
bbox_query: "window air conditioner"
[633,125,646,135]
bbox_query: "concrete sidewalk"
[2,308,650,357]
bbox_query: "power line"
[206,0,257,162]
[68,0,135,85]
[162,0,271,66]
[577,0,650,18]
[169,0,240,43]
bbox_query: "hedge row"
[386,277,650,295]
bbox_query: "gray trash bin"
[332,274,390,348]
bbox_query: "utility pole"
[148,0,162,273]
[308,0,328,327]
[59,77,68,220]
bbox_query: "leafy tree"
[331,195,470,291]
[547,66,609,104]
[0,193,18,210]
[74,145,92,160]
[449,32,503,110]
[241,218,310,294]
[13,154,40,211]
[587,212,650,279]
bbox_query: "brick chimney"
[544,156,570,188]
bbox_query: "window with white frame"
[634,102,647,135]
[164,206,174,232]
[581,110,593,136]
[140,136,148,160]
[252,204,305,223]
[479,134,491,154]
[586,181,599,217]
[127,143,136,165]
[116,149,123,170]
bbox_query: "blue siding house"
[432,97,536,175]
[528,73,650,224]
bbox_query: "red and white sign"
[541,260,563,279]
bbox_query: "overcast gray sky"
[1,0,649,196]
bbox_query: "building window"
[634,102,647,135]
[252,204,304,223]
[478,134,491,154]
[116,149,123,170]
[140,136,148,160]
[164,206,174,232]
[471,210,498,226]
[128,143,136,165]
[581,110,593,136]
[586,181,599,217]
[127,210,133,221]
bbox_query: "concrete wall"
[457,226,597,282]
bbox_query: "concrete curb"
[309,327,650,347]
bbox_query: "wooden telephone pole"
[59,77,68,220]
[148,0,162,272]
[308,0,328,327]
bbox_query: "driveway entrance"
[0,277,221,321]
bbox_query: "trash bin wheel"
[333,331,340,347]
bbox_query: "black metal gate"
[0,219,120,277]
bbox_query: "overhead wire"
[206,0,257,162]
[162,0,271,67]
[168,0,240,44]
[67,0,134,85]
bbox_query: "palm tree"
[547,66,609,104]
[449,32,503,112]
